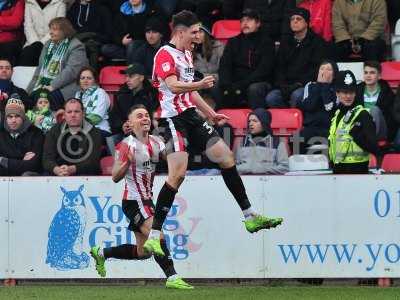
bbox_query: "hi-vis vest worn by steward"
[328,105,370,164]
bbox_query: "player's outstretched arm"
[165,75,214,94]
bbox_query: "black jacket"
[222,0,295,41]
[0,120,44,175]
[112,0,166,45]
[42,121,103,175]
[356,79,398,142]
[0,80,33,111]
[275,30,329,87]
[297,82,337,132]
[129,40,166,76]
[218,30,275,89]
[67,1,113,43]
[109,83,158,135]
[331,104,380,174]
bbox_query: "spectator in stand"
[218,9,274,109]
[19,0,66,66]
[42,97,103,176]
[329,70,380,174]
[332,0,387,62]
[296,60,338,154]
[298,0,333,42]
[128,17,166,76]
[0,97,44,176]
[265,7,329,108]
[236,108,289,174]
[0,57,33,111]
[0,0,25,65]
[193,24,224,104]
[109,63,157,140]
[222,0,295,42]
[26,89,56,133]
[75,66,111,138]
[101,0,167,61]
[356,61,397,142]
[67,0,113,70]
[386,0,400,33]
[27,17,89,112]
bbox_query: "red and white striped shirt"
[116,135,165,202]
[152,44,196,118]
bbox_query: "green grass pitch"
[1,286,400,300]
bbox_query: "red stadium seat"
[100,156,114,175]
[381,61,400,89]
[99,66,127,92]
[381,154,400,173]
[268,108,303,136]
[212,20,241,44]
[216,108,251,136]
[369,154,377,168]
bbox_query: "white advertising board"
[0,179,9,278]
[5,175,400,278]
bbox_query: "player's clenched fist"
[199,75,215,89]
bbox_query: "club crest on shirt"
[162,62,171,72]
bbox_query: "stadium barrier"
[1,175,400,279]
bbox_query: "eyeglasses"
[80,76,94,80]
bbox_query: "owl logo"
[46,185,90,271]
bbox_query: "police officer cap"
[334,70,357,91]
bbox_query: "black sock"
[154,239,177,278]
[103,244,141,260]
[221,166,251,210]
[152,183,177,231]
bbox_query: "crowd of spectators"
[0,0,399,175]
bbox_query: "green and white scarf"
[34,39,70,90]
[78,85,98,112]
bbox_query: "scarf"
[34,39,70,90]
[78,85,98,112]
[120,0,146,15]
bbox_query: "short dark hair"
[77,66,99,85]
[172,10,199,29]
[64,98,84,111]
[0,57,12,67]
[128,104,148,116]
[364,61,382,73]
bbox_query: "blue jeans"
[265,87,305,108]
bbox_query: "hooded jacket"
[236,108,289,174]
[24,0,66,46]
[42,119,103,175]
[275,29,329,87]
[218,30,275,89]
[67,0,112,43]
[356,79,398,142]
[296,61,338,133]
[0,117,44,175]
[0,0,24,44]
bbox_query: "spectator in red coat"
[0,0,25,65]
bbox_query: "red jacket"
[298,0,333,42]
[0,0,24,43]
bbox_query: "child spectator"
[26,89,56,133]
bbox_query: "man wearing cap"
[109,63,157,140]
[128,17,166,76]
[218,8,275,109]
[329,70,380,174]
[266,7,330,108]
[332,0,387,62]
[0,98,44,176]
